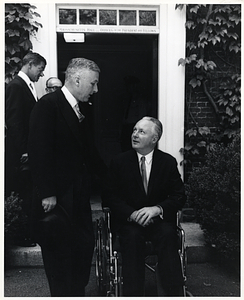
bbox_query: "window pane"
[119,10,136,25]
[99,10,117,25]
[79,9,97,25]
[139,10,156,26]
[59,9,77,24]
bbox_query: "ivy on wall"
[177,5,240,265]
[176,4,241,170]
[5,3,42,81]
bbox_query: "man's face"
[76,69,99,102]
[46,78,63,93]
[28,62,46,82]
[131,119,157,155]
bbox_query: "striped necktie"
[74,103,85,122]
[140,156,147,194]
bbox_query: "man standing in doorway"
[28,58,107,296]
[5,52,46,247]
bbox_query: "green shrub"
[186,134,240,265]
[5,192,28,244]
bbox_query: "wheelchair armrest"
[103,206,111,213]
[103,207,182,224]
[177,210,182,227]
[102,207,112,231]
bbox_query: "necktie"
[140,156,147,194]
[29,82,37,101]
[74,103,85,122]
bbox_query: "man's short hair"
[46,77,62,88]
[22,52,47,67]
[142,116,163,141]
[65,58,100,81]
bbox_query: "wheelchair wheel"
[106,251,123,297]
[95,220,103,292]
[95,218,110,295]
[95,215,124,296]
[186,290,194,297]
[183,245,187,279]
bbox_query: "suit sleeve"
[158,157,186,219]
[6,82,29,156]
[104,158,135,222]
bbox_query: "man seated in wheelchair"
[104,116,186,296]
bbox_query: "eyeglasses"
[46,86,61,89]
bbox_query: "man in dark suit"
[105,116,186,296]
[28,58,107,296]
[5,52,46,246]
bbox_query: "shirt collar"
[137,150,154,164]
[18,71,32,86]
[61,86,78,108]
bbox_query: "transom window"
[56,5,159,33]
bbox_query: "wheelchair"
[95,207,191,296]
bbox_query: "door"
[57,32,158,165]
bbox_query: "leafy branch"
[5,3,42,80]
[176,4,241,172]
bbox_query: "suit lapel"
[16,76,36,104]
[147,150,161,195]
[56,89,85,149]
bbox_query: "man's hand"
[128,211,138,223]
[42,196,57,213]
[129,206,161,227]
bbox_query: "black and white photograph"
[4,1,241,297]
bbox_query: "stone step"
[5,214,213,268]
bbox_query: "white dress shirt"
[61,86,82,120]
[137,150,154,182]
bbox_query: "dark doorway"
[57,32,158,165]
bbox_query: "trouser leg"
[11,170,36,246]
[118,223,146,296]
[41,243,72,296]
[150,221,184,296]
[70,231,95,296]
[40,225,94,297]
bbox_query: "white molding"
[31,3,57,99]
[158,5,186,177]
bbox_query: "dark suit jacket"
[28,88,107,229]
[5,75,36,156]
[5,75,36,193]
[105,149,186,231]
